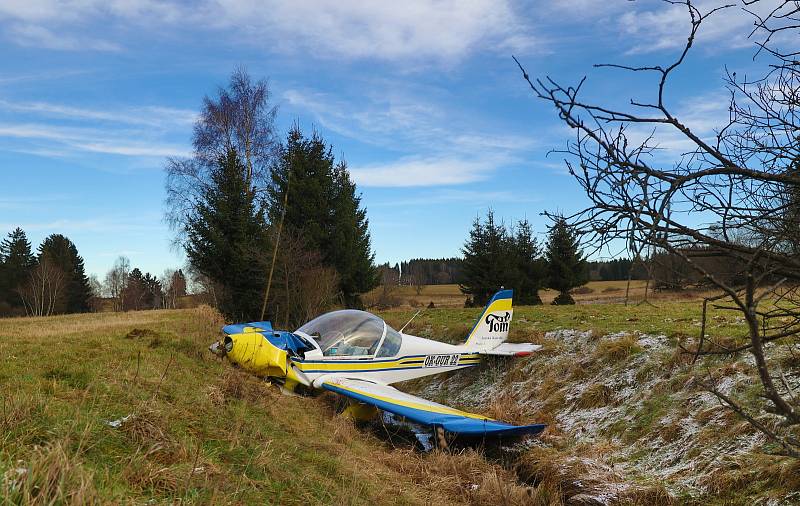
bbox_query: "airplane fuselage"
[289,333,483,388]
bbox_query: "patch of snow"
[636,334,669,349]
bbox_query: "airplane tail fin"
[462,289,513,351]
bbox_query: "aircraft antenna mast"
[399,309,423,333]
[260,168,290,321]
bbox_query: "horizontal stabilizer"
[222,321,274,336]
[322,377,545,437]
[480,343,542,356]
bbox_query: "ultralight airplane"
[209,289,546,438]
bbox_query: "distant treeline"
[378,258,463,286]
[378,257,645,287]
[587,259,648,282]
[0,228,93,317]
[0,227,188,318]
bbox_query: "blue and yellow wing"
[321,377,545,437]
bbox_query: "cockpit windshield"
[296,310,401,357]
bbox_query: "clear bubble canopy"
[296,309,402,357]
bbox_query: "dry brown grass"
[121,456,182,495]
[380,448,534,506]
[576,383,614,409]
[4,440,100,505]
[212,368,275,405]
[485,392,531,426]
[594,334,641,362]
[517,446,675,506]
[695,454,800,503]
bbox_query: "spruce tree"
[331,160,378,306]
[460,210,507,306]
[37,234,92,313]
[123,268,146,311]
[268,127,335,251]
[267,127,377,308]
[510,219,545,305]
[545,217,588,305]
[0,228,35,310]
[186,148,269,321]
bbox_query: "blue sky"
[0,0,772,278]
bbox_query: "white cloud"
[10,23,120,51]
[615,91,732,157]
[0,0,537,62]
[0,122,189,158]
[209,0,535,61]
[369,188,539,207]
[349,156,500,187]
[0,194,72,209]
[0,0,180,23]
[618,1,776,55]
[285,86,543,186]
[0,97,195,161]
[285,87,540,153]
[0,100,197,127]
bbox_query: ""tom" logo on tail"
[463,289,514,351]
[485,312,511,333]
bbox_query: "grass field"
[365,280,714,309]
[1,296,797,504]
[0,307,526,505]
[381,297,751,346]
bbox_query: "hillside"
[0,308,523,504]
[1,303,798,504]
[386,304,800,504]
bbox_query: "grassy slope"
[0,308,496,505]
[381,302,800,504]
[2,300,798,504]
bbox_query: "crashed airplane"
[209,289,546,438]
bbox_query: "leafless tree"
[104,256,130,312]
[262,230,341,328]
[161,268,187,309]
[517,0,800,456]
[367,264,401,309]
[88,274,104,312]
[186,265,219,308]
[165,67,278,245]
[19,257,66,317]
[411,273,425,296]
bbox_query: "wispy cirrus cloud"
[284,87,541,187]
[0,194,73,210]
[617,1,774,55]
[9,23,121,51]
[0,122,189,158]
[368,188,540,207]
[0,0,539,62]
[348,156,501,187]
[0,99,197,127]
[0,97,195,160]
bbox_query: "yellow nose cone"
[226,332,288,378]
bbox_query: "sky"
[0,0,776,278]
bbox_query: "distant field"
[366,280,712,309]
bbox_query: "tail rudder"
[463,289,513,351]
